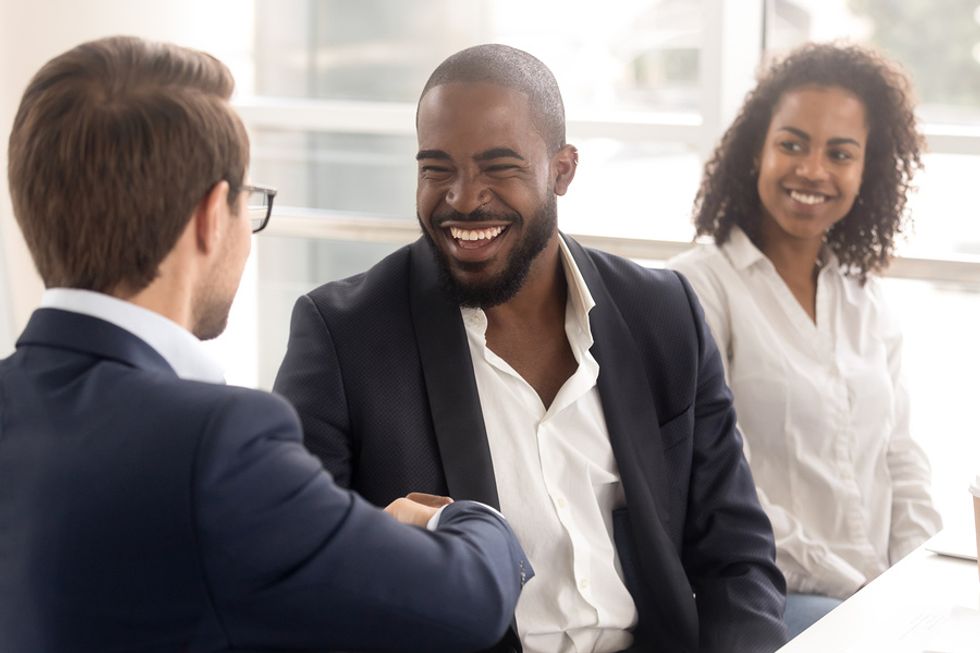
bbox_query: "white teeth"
[449,225,505,241]
[789,190,827,205]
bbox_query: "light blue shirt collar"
[40,288,225,384]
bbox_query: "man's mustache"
[431,207,520,227]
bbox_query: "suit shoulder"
[583,246,690,305]
[165,383,307,481]
[303,244,413,318]
[579,246,709,361]
[156,378,300,433]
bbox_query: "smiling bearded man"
[419,194,556,308]
[275,43,789,653]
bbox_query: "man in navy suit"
[0,36,533,652]
[275,45,788,652]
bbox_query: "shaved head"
[418,44,566,153]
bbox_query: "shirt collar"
[40,288,225,384]
[722,226,768,270]
[459,234,597,341]
[558,233,597,344]
[724,225,839,273]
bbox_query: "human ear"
[194,181,231,255]
[553,144,578,196]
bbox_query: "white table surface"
[776,539,980,652]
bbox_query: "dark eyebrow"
[416,149,450,161]
[777,126,810,141]
[474,148,525,162]
[777,126,862,148]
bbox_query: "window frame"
[236,0,980,291]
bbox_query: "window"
[241,0,769,382]
[229,0,979,527]
[247,0,712,226]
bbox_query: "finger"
[406,492,454,508]
[384,497,437,527]
[383,497,407,516]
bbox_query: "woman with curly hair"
[668,42,942,638]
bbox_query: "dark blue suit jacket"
[0,307,532,652]
[274,236,789,652]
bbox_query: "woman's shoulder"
[666,241,730,277]
[667,239,744,300]
[835,266,888,306]
[833,268,903,337]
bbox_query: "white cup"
[971,475,980,582]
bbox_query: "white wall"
[0,0,256,383]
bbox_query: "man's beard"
[419,195,557,309]
[191,249,236,341]
[192,295,232,341]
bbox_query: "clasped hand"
[384,492,454,527]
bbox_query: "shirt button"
[556,497,567,510]
[579,578,590,591]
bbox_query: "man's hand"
[384,492,454,527]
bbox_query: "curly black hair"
[692,42,923,280]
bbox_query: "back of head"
[8,35,249,295]
[419,43,566,153]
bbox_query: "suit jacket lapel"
[565,237,671,522]
[566,237,698,644]
[408,239,501,508]
[17,308,176,377]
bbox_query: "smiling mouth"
[446,224,510,249]
[788,189,830,205]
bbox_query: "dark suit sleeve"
[273,294,354,486]
[193,390,531,652]
[674,272,789,652]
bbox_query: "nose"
[446,175,491,215]
[796,151,829,182]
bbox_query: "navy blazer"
[0,308,532,652]
[274,236,789,653]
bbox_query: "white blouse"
[668,227,941,599]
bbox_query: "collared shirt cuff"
[785,556,866,599]
[426,505,449,531]
[889,536,925,565]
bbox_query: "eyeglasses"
[241,184,277,233]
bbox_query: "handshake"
[385,491,455,527]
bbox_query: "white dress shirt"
[40,288,225,384]
[669,227,942,599]
[461,236,637,653]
